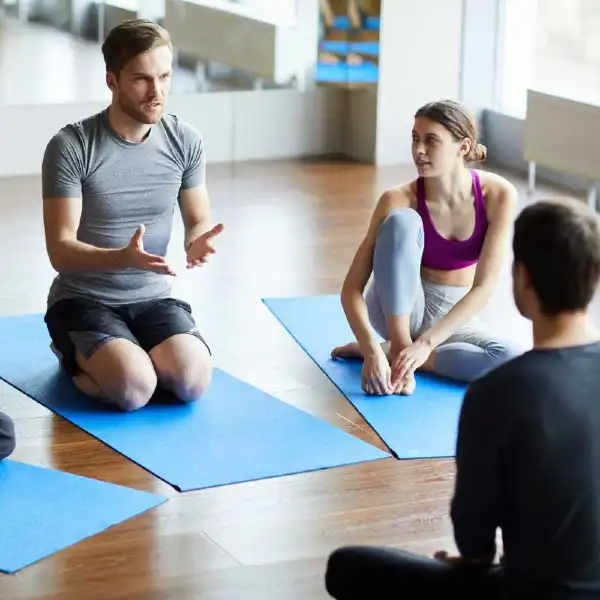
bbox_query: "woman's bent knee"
[488,338,523,366]
[380,208,423,232]
[378,208,423,241]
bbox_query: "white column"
[373,0,465,165]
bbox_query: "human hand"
[361,346,392,395]
[121,224,176,275]
[391,340,432,385]
[186,223,224,268]
[434,550,463,564]
[434,550,490,568]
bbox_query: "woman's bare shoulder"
[474,169,519,219]
[376,179,418,214]
[475,169,518,200]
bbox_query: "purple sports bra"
[416,170,488,271]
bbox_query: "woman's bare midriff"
[420,263,476,287]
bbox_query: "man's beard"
[118,94,163,125]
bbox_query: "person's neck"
[532,310,600,349]
[107,103,151,143]
[424,166,472,208]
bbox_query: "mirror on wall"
[0,0,381,106]
[0,0,305,106]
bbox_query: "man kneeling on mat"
[0,411,15,460]
[41,20,222,411]
[325,197,600,599]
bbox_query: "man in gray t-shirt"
[41,19,223,411]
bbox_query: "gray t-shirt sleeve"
[178,120,206,190]
[41,128,84,198]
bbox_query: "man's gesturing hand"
[186,223,224,269]
[121,224,176,276]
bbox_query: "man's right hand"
[121,225,176,276]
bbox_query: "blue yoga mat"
[321,40,380,56]
[0,459,165,573]
[0,314,388,492]
[315,62,378,84]
[263,295,468,459]
[332,15,380,30]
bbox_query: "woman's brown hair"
[415,99,487,162]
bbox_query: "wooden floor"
[0,158,590,599]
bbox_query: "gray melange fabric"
[41,107,205,306]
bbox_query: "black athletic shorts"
[44,297,210,376]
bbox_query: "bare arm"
[179,184,214,250]
[418,177,518,349]
[42,130,172,275]
[43,196,130,272]
[341,189,409,356]
[41,130,132,272]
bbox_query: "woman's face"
[411,116,467,177]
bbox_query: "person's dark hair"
[415,99,486,162]
[101,19,172,76]
[513,198,600,315]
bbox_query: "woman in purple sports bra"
[332,99,522,395]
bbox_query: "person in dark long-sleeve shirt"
[0,411,15,460]
[324,197,600,600]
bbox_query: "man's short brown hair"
[513,197,600,315]
[101,19,172,75]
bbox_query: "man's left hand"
[186,223,224,268]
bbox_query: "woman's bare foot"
[332,341,391,360]
[391,372,416,395]
[331,341,364,359]
[401,373,416,395]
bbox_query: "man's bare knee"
[151,334,212,403]
[172,363,212,403]
[75,339,158,411]
[112,373,157,411]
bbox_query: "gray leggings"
[364,208,521,382]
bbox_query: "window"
[497,0,600,116]
[496,0,539,116]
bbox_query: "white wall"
[374,0,464,165]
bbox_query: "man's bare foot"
[50,342,106,400]
[331,341,363,359]
[73,372,105,399]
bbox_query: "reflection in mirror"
[0,0,381,106]
[0,0,306,106]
